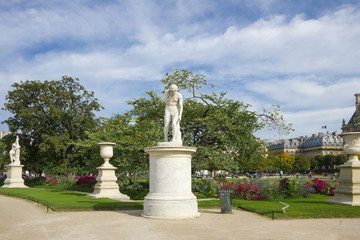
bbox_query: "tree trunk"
[67,160,74,182]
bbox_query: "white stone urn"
[88,142,129,200]
[341,132,360,164]
[99,142,116,167]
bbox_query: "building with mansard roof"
[342,93,360,132]
[268,131,344,158]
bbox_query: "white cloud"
[244,77,360,110]
[256,106,355,141]
[1,2,360,141]
[2,4,360,80]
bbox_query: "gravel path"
[1,195,359,240]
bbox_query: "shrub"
[278,178,311,199]
[249,179,281,200]
[305,178,338,196]
[117,175,149,192]
[76,176,97,185]
[192,179,217,198]
[24,176,47,186]
[221,181,263,201]
[279,178,290,194]
[125,181,147,191]
[57,176,74,184]
[47,178,59,185]
[329,184,338,196]
[305,178,328,194]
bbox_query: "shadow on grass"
[56,192,87,196]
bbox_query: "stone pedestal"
[88,142,129,200]
[325,162,360,206]
[142,145,200,219]
[88,165,129,200]
[326,132,360,206]
[2,164,28,188]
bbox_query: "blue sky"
[1,0,360,141]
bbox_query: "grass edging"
[0,188,221,212]
[0,189,56,212]
[0,188,143,212]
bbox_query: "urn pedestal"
[2,164,28,188]
[142,145,200,219]
[88,142,129,200]
[326,132,360,206]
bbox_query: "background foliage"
[2,76,102,178]
[2,70,293,176]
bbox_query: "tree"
[311,155,324,171]
[335,154,347,166]
[76,103,163,175]
[77,69,292,174]
[279,153,295,171]
[323,154,336,170]
[0,137,7,175]
[2,76,102,179]
[161,69,292,172]
[250,154,278,172]
[161,69,294,135]
[293,155,310,172]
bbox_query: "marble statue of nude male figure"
[164,84,183,145]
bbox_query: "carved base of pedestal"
[325,193,360,206]
[325,162,360,206]
[88,165,129,200]
[142,193,200,219]
[2,165,28,188]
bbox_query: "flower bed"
[75,176,97,185]
[221,181,263,200]
[305,178,338,196]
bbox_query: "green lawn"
[233,194,360,219]
[0,187,220,210]
[32,183,94,193]
[2,188,360,219]
[0,188,143,211]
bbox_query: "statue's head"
[169,84,178,92]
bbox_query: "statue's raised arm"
[163,85,183,145]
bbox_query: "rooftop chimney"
[356,93,360,111]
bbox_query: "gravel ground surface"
[1,195,359,240]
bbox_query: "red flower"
[76,176,97,185]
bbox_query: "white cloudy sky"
[1,0,359,141]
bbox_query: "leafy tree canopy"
[80,69,293,174]
[279,152,295,171]
[2,71,293,175]
[2,76,102,177]
[293,155,310,172]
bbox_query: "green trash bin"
[218,189,233,213]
